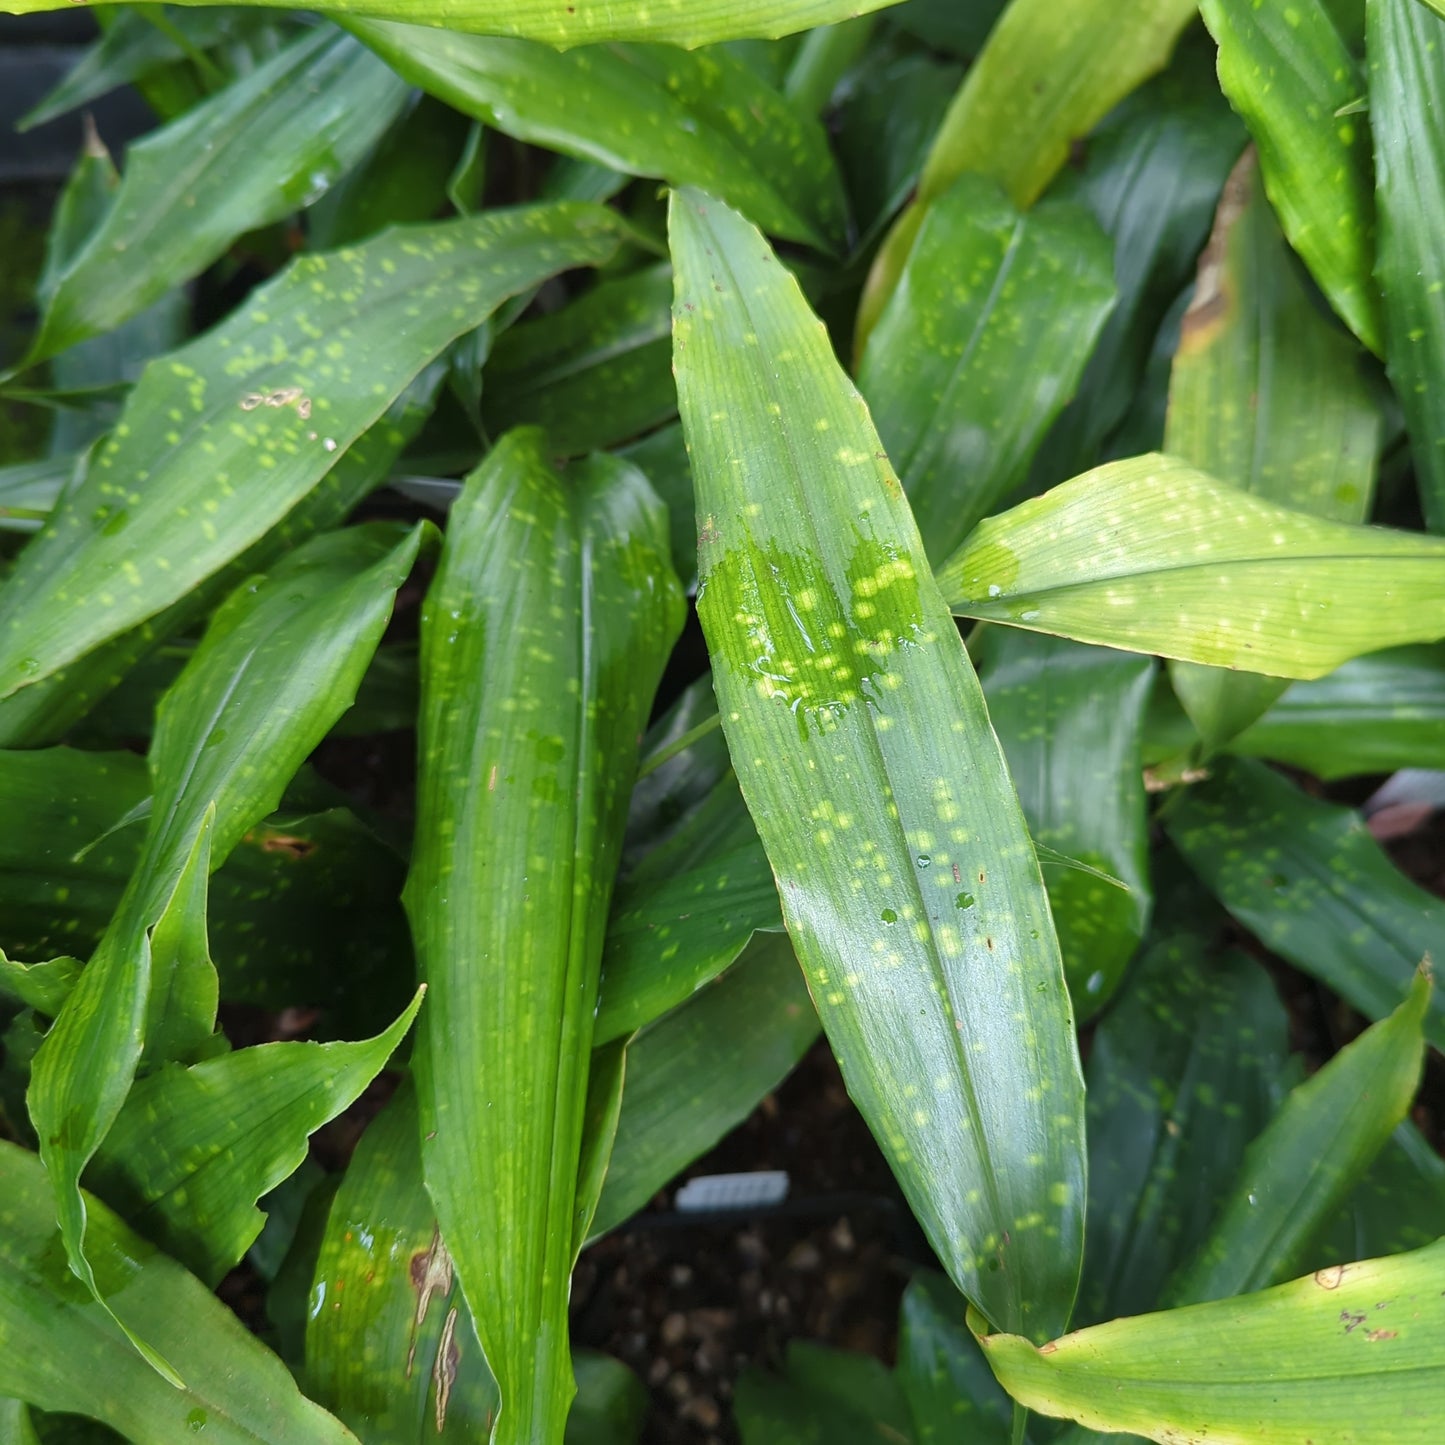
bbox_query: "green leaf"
[87,988,424,1286]
[1165,149,1382,746]
[858,0,1197,346]
[1368,0,1445,530]
[974,1237,1445,1443]
[27,524,423,1353]
[736,1342,915,1445]
[1077,916,1290,1327]
[305,1083,500,1441]
[896,1274,1013,1445]
[480,264,676,456]
[977,631,1153,1018]
[0,202,627,700]
[1030,52,1247,485]
[1165,757,1445,1051]
[0,954,80,1016]
[0,0,910,47]
[406,430,682,1445]
[1199,0,1383,353]
[0,454,76,534]
[566,1354,648,1445]
[1317,1122,1445,1266]
[857,175,1116,566]
[671,188,1085,1341]
[346,19,847,252]
[0,1139,358,1444]
[1229,643,1445,779]
[1167,968,1430,1306]
[25,29,409,366]
[938,453,1445,679]
[588,931,818,1241]
[616,423,697,590]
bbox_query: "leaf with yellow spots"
[0,202,628,701]
[938,453,1445,678]
[0,1139,360,1443]
[973,1237,1445,1444]
[670,187,1086,1343]
[405,430,683,1444]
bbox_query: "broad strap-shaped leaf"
[567,1353,649,1445]
[0,1140,358,1444]
[0,953,79,1016]
[87,988,424,1286]
[671,188,1086,1341]
[481,263,675,457]
[0,202,626,700]
[858,0,1197,347]
[0,0,906,46]
[27,524,424,1351]
[1368,0,1445,531]
[1199,0,1382,353]
[974,1238,1445,1444]
[24,28,410,366]
[0,453,75,534]
[937,453,1445,678]
[1167,968,1431,1306]
[1166,757,1445,1051]
[1231,643,1445,779]
[1165,149,1382,746]
[406,430,682,1445]
[306,1084,499,1440]
[1317,1122,1445,1267]
[346,19,846,251]
[857,174,1116,566]
[735,1342,915,1445]
[1077,912,1290,1328]
[977,632,1153,1019]
[588,932,818,1241]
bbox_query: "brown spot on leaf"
[1316,1265,1347,1290]
[1178,149,1255,356]
[249,829,315,859]
[1365,1329,1398,1343]
[433,1306,461,1430]
[406,1227,454,1378]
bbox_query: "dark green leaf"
[0,955,79,1016]
[1199,0,1382,352]
[1316,1122,1445,1266]
[0,454,76,535]
[977,631,1153,1018]
[346,19,847,251]
[26,29,411,365]
[616,423,696,590]
[1367,0,1445,530]
[1165,757,1445,1050]
[406,430,682,1444]
[566,1354,648,1445]
[0,203,626,700]
[857,175,1116,565]
[481,264,675,456]
[736,1342,914,1445]
[0,1140,357,1443]
[671,188,1085,1341]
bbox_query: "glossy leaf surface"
[1166,758,1445,1051]
[26,29,410,365]
[0,203,625,699]
[1168,968,1430,1306]
[1165,150,1381,746]
[938,453,1445,678]
[1368,0,1445,530]
[976,1239,1445,1444]
[977,631,1153,1018]
[346,20,846,251]
[1199,0,1382,352]
[672,188,1085,1341]
[589,932,818,1241]
[858,175,1115,565]
[406,431,682,1444]
[0,1140,357,1444]
[0,0,906,46]
[306,1085,500,1440]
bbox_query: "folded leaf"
[406,431,682,1445]
[671,187,1085,1341]
[1165,149,1382,746]
[0,202,626,699]
[1167,967,1430,1306]
[1166,757,1445,1051]
[858,174,1116,566]
[25,29,410,365]
[346,19,847,251]
[0,1140,357,1444]
[938,453,1445,679]
[1368,0,1445,530]
[1199,0,1382,353]
[975,1238,1445,1444]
